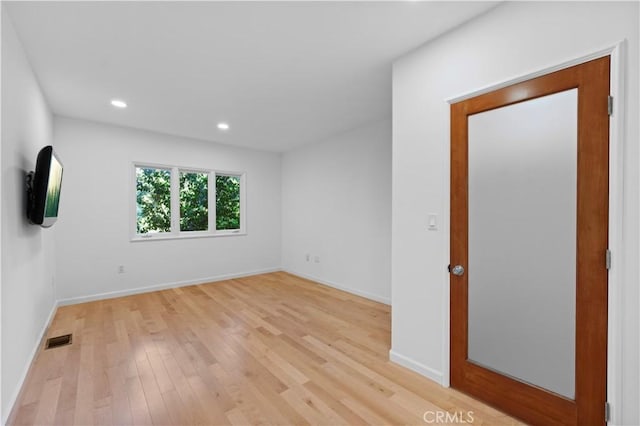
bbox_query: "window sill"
[130,231,246,242]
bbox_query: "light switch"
[428,214,438,230]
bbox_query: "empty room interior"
[1,1,639,425]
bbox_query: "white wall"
[1,3,4,417]
[1,10,56,422]
[391,1,639,424]
[282,119,391,304]
[53,117,282,302]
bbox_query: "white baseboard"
[57,267,282,306]
[3,299,59,425]
[283,269,391,305]
[389,349,444,385]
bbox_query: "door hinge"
[606,249,612,270]
[605,401,611,422]
[608,96,614,116]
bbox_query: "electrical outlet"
[306,254,311,262]
[118,265,125,274]
[314,256,320,263]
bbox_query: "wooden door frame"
[442,41,626,424]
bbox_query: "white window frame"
[131,162,246,241]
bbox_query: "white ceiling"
[6,1,497,152]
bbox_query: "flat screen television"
[27,146,63,227]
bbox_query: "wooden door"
[450,57,610,425]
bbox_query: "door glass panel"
[467,89,577,399]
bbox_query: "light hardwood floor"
[9,272,522,425]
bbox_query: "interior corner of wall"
[389,348,444,386]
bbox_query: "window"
[216,174,241,230]
[180,171,208,232]
[133,163,245,240]
[136,166,171,234]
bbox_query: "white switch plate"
[428,214,438,230]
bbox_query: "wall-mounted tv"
[27,146,64,228]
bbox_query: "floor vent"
[45,334,72,350]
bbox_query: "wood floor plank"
[136,356,172,425]
[159,389,190,426]
[340,396,396,425]
[73,341,95,426]
[105,364,134,426]
[32,377,62,426]
[224,407,252,426]
[125,374,153,426]
[8,272,520,425]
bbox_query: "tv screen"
[27,146,63,227]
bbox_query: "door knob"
[451,265,465,276]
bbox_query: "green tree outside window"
[136,167,171,233]
[180,171,208,231]
[216,175,241,230]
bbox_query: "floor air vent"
[45,334,72,350]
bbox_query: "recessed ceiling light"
[217,122,230,131]
[110,99,127,108]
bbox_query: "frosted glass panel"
[467,89,577,399]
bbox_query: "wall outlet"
[314,256,320,263]
[306,254,310,262]
[118,265,125,274]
